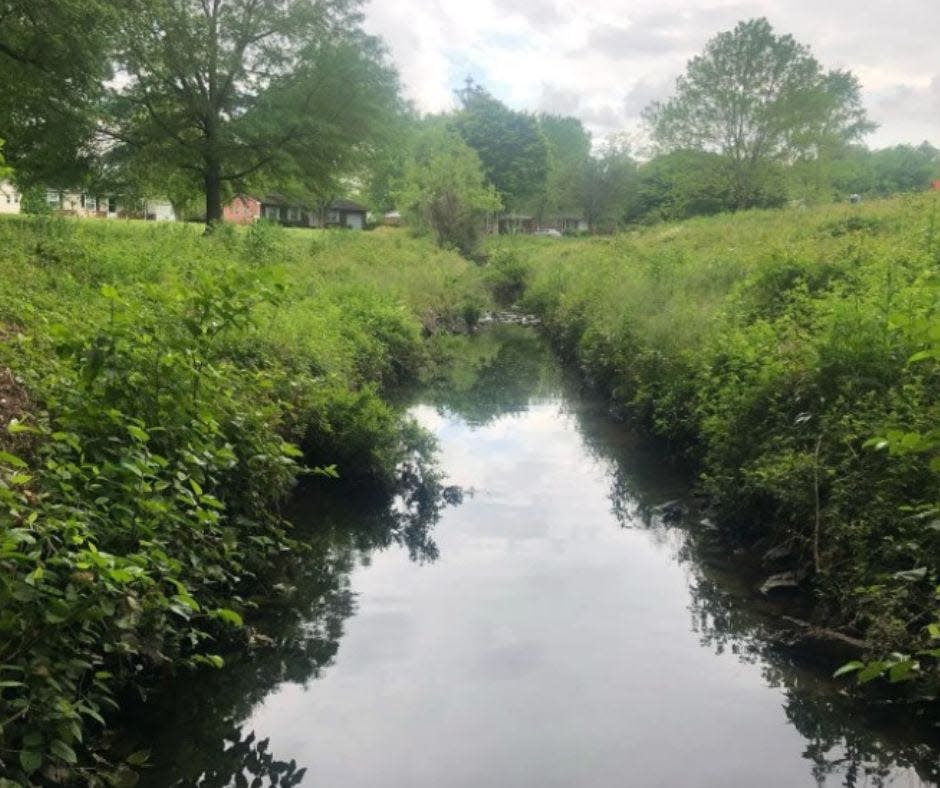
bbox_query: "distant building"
[383,210,402,226]
[223,194,262,225]
[45,190,175,221]
[323,198,367,230]
[0,181,20,215]
[223,194,368,229]
[932,179,940,191]
[497,213,588,235]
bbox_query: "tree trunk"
[205,158,223,225]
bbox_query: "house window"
[287,206,300,222]
[46,192,61,207]
[327,210,340,224]
[264,205,279,220]
[83,195,97,212]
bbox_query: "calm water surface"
[134,326,939,787]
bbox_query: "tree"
[451,80,549,212]
[871,143,939,194]
[645,18,874,209]
[0,0,115,186]
[104,0,401,224]
[396,124,501,256]
[538,114,592,220]
[633,150,740,222]
[572,139,637,232]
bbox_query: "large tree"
[644,18,874,209]
[0,0,115,185]
[104,0,401,224]
[451,80,549,212]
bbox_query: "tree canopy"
[103,0,402,223]
[451,80,549,212]
[397,123,501,256]
[645,18,874,209]
[0,0,115,185]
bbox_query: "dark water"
[132,325,939,787]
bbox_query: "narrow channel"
[133,325,939,787]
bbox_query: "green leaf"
[0,451,27,469]
[19,749,42,773]
[888,659,918,683]
[126,750,150,766]
[212,608,243,627]
[832,660,864,678]
[856,661,887,684]
[50,739,78,764]
[127,426,150,443]
[893,567,928,582]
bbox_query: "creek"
[130,325,939,787]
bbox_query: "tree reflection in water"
[575,394,940,787]
[129,433,461,787]
[128,325,940,787]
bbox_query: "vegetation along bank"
[0,217,489,784]
[501,194,940,696]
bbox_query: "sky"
[363,0,939,151]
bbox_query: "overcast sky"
[363,0,939,151]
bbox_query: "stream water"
[131,325,939,787]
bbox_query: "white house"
[0,181,21,215]
[45,190,175,221]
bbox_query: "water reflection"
[130,447,461,786]
[573,389,940,786]
[421,324,562,425]
[129,326,939,787]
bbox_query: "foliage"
[451,80,549,212]
[537,114,592,220]
[645,18,874,210]
[573,140,638,232]
[103,0,402,223]
[504,194,940,696]
[0,0,115,186]
[0,216,491,782]
[396,125,502,257]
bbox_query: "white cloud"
[363,0,939,148]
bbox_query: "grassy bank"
[0,217,488,784]
[501,195,940,690]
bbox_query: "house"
[223,194,368,229]
[541,215,588,234]
[323,199,367,230]
[498,214,537,234]
[0,181,21,215]
[224,195,261,225]
[383,210,402,226]
[45,190,175,221]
